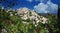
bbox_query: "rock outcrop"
[17,7,48,27]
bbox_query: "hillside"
[17,7,48,24]
[0,7,59,33]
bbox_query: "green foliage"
[0,5,59,33]
[29,12,32,16]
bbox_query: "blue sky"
[0,0,60,14]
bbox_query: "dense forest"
[0,5,60,33]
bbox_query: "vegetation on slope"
[0,5,60,33]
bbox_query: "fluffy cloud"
[47,1,58,14]
[34,0,58,14]
[26,0,33,2]
[34,3,48,13]
[26,0,40,2]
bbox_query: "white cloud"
[34,0,58,14]
[47,1,58,13]
[34,3,49,13]
[35,0,47,3]
[26,0,33,2]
